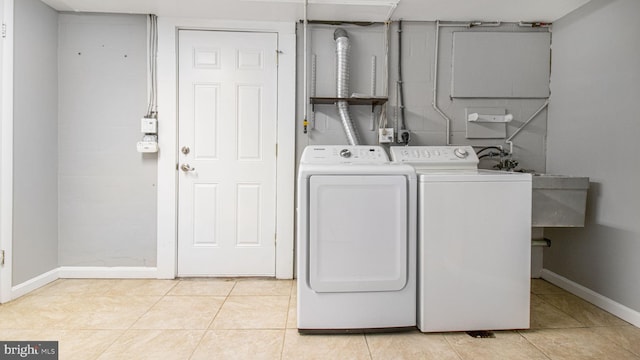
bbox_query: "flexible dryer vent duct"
[334,28,360,145]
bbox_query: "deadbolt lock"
[181,146,190,155]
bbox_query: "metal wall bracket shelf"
[309,97,387,112]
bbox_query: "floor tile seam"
[529,325,589,331]
[441,334,466,360]
[185,329,210,360]
[205,281,238,329]
[128,324,219,331]
[281,291,294,356]
[362,331,374,360]
[583,326,640,357]
[515,330,554,360]
[531,290,571,296]
[29,294,165,300]
[91,327,130,359]
[613,345,640,359]
[122,293,167,332]
[278,328,287,360]
[97,329,208,360]
[162,279,181,296]
[522,327,640,359]
[209,326,288,331]
[535,294,590,327]
[587,324,637,329]
[160,293,232,297]
[226,293,292,297]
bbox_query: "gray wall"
[296,22,549,172]
[58,13,157,267]
[544,0,640,313]
[13,0,59,284]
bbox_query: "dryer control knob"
[454,147,469,159]
[339,149,352,158]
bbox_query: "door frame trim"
[156,18,295,279]
[0,0,14,303]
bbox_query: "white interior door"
[177,30,278,276]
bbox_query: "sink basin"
[532,174,589,227]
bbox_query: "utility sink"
[532,174,589,227]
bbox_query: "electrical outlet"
[378,128,394,143]
[397,130,410,144]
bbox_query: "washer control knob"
[454,147,469,159]
[339,149,352,158]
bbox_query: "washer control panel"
[301,145,389,164]
[389,146,478,170]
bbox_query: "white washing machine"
[390,146,532,333]
[297,145,417,332]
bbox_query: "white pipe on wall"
[310,53,316,130]
[302,0,309,135]
[432,21,503,146]
[506,99,549,154]
[432,21,471,145]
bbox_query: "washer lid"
[418,169,532,182]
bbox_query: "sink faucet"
[494,158,519,171]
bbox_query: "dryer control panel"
[389,146,478,170]
[301,146,389,164]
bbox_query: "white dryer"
[297,145,416,332]
[390,146,532,333]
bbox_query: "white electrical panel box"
[141,117,157,134]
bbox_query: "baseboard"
[541,269,640,327]
[58,266,158,279]
[11,268,60,300]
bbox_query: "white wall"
[296,22,550,173]
[58,13,157,267]
[545,0,640,314]
[12,0,58,284]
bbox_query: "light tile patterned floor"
[0,278,638,359]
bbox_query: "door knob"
[181,164,196,172]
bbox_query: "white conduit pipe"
[302,0,309,135]
[506,99,549,154]
[310,54,316,130]
[432,21,500,145]
[432,20,471,145]
[335,28,361,145]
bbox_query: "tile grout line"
[202,280,238,330]
[280,279,297,360]
[534,292,589,328]
[281,283,294,360]
[442,333,465,360]
[91,279,181,359]
[363,332,373,360]
[185,279,238,360]
[515,330,553,360]
[534,282,632,327]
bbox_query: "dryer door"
[308,175,408,293]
